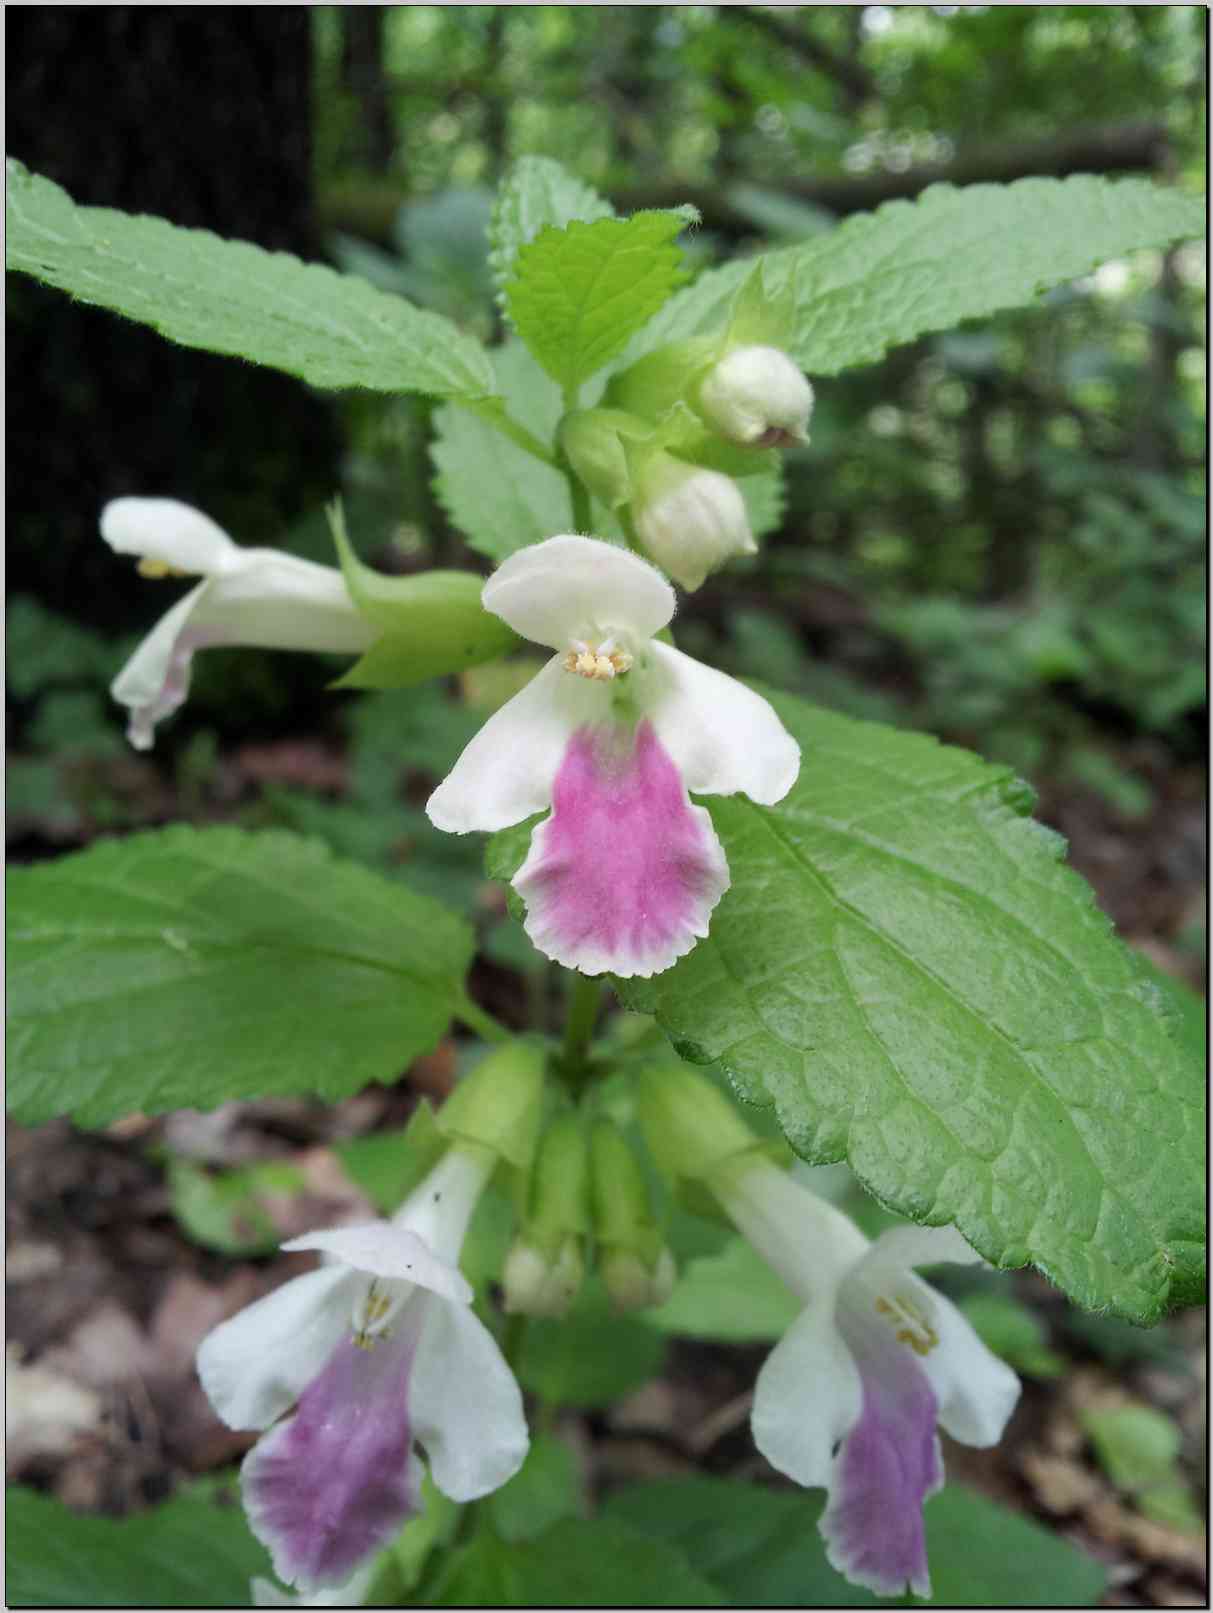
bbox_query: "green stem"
[454,993,511,1044]
[569,471,593,533]
[462,396,558,466]
[560,972,603,1076]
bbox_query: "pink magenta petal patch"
[513,719,729,978]
[242,1331,423,1590]
[819,1313,944,1600]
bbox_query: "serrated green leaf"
[507,210,697,390]
[5,159,495,399]
[429,1518,725,1607]
[624,176,1205,379]
[5,1484,271,1607]
[604,1477,1107,1607]
[609,690,1205,1324]
[489,156,614,301]
[431,343,573,564]
[6,827,474,1126]
[647,1234,800,1343]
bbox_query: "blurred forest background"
[6,7,1207,1606]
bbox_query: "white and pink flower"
[426,535,799,978]
[715,1160,1021,1600]
[103,498,375,750]
[197,1146,527,1592]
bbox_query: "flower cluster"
[107,323,1019,1606]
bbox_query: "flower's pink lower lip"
[819,1307,943,1600]
[513,718,730,978]
[242,1330,422,1590]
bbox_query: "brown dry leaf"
[40,1300,156,1388]
[1021,1447,1104,1514]
[5,1344,104,1474]
[148,1271,261,1381]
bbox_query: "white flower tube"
[102,498,375,749]
[426,535,800,978]
[713,1159,1020,1601]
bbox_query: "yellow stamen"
[562,645,633,681]
[874,1293,939,1357]
[136,557,191,579]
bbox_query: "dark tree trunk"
[341,7,396,175]
[7,7,341,628]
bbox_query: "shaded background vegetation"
[6,6,1206,1605]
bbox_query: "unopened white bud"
[602,1245,678,1313]
[502,1234,584,1319]
[633,454,756,592]
[699,344,813,448]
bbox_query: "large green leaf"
[5,1484,271,1608]
[507,210,696,390]
[7,827,474,1125]
[4,160,494,399]
[606,690,1204,1324]
[626,176,1206,377]
[429,1518,725,1607]
[489,155,614,301]
[604,1477,1106,1607]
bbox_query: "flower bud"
[632,452,756,592]
[637,1062,765,1186]
[600,1246,677,1313]
[502,1112,589,1318]
[589,1120,676,1313]
[699,345,814,448]
[502,1234,584,1319]
[436,1039,546,1172]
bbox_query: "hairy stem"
[462,395,558,466]
[454,993,511,1043]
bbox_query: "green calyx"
[558,408,651,510]
[589,1119,676,1312]
[328,498,518,689]
[502,1109,591,1317]
[637,1062,769,1187]
[436,1039,546,1173]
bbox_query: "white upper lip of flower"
[101,497,374,750]
[426,534,800,836]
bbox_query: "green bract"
[329,500,519,688]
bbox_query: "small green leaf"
[486,1433,582,1543]
[428,1518,725,1607]
[5,1483,272,1607]
[517,1278,666,1407]
[647,1235,800,1343]
[6,827,474,1125]
[605,1477,1107,1607]
[609,690,1205,1324]
[958,1293,1066,1379]
[490,155,614,301]
[627,176,1206,379]
[167,1157,305,1255]
[507,210,697,390]
[1081,1404,1203,1532]
[5,160,495,399]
